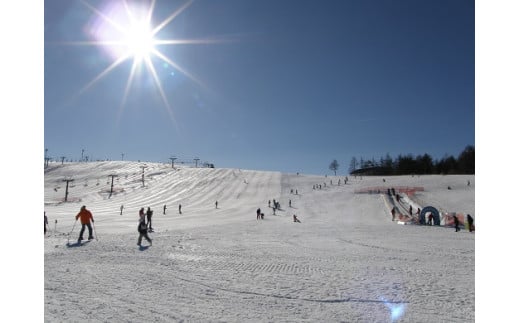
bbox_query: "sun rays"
[59,0,223,124]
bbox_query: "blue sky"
[43,0,474,175]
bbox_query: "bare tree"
[329,159,339,176]
[349,157,358,174]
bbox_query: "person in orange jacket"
[76,205,94,242]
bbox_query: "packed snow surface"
[44,161,474,322]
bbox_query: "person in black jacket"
[44,212,48,235]
[467,214,474,232]
[146,207,153,232]
[138,210,152,246]
[453,215,460,232]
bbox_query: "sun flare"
[124,20,155,61]
[60,0,228,125]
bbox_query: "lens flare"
[380,296,407,322]
[56,0,235,125]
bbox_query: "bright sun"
[63,0,224,124]
[124,21,155,61]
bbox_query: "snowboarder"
[137,211,152,247]
[293,214,301,223]
[467,214,474,232]
[44,212,48,235]
[76,205,94,242]
[146,207,153,231]
[453,214,460,232]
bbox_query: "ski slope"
[44,161,475,322]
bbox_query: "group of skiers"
[453,214,474,232]
[256,207,302,223]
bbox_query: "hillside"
[44,161,475,322]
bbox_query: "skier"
[453,214,460,232]
[44,212,48,235]
[120,204,124,215]
[409,205,413,215]
[179,204,182,214]
[163,204,167,215]
[215,201,218,209]
[391,207,396,221]
[137,211,152,247]
[146,207,153,232]
[293,214,301,223]
[257,208,261,220]
[76,205,94,242]
[467,214,474,232]
[289,199,292,208]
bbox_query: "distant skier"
[179,204,182,214]
[163,204,167,215]
[409,205,413,215]
[120,204,124,215]
[467,214,474,232]
[268,200,271,208]
[257,208,261,220]
[391,207,396,221]
[453,214,460,232]
[215,201,218,209]
[146,207,153,232]
[44,212,48,235]
[137,210,152,247]
[75,205,94,242]
[293,214,301,223]
[427,213,433,226]
[289,200,292,208]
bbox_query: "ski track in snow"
[45,161,474,322]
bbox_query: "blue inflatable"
[419,206,440,225]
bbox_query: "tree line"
[329,145,474,176]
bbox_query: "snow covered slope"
[44,162,475,322]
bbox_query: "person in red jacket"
[76,205,94,242]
